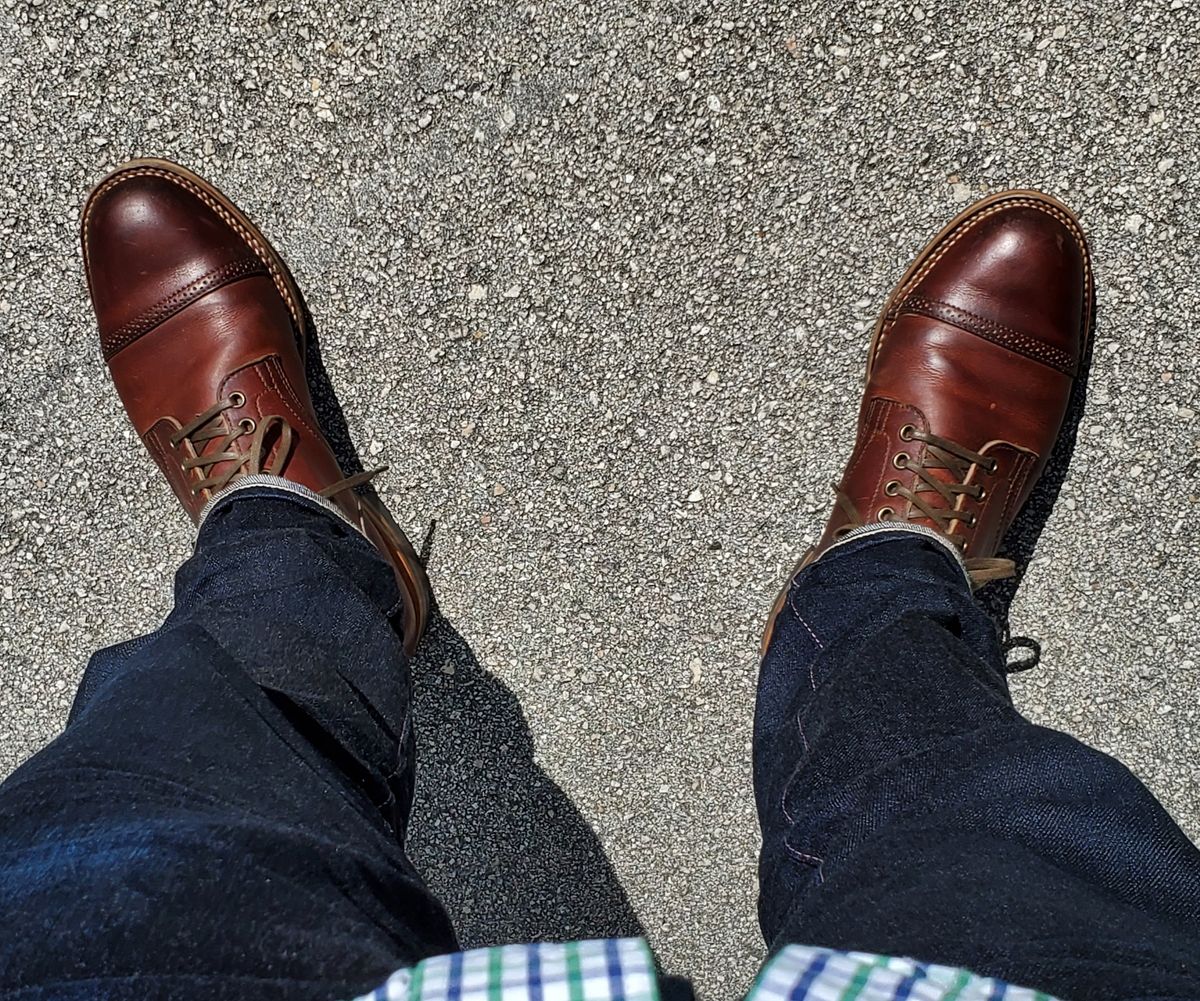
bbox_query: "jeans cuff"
[813,521,972,587]
[196,475,363,537]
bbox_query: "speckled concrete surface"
[1,1,1197,996]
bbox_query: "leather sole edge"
[361,497,432,656]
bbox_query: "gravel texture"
[1,1,1198,996]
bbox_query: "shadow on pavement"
[978,295,1098,674]
[303,317,368,480]
[406,610,646,946]
[299,301,645,948]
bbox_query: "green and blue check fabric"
[747,945,1058,1000]
[349,939,1058,1001]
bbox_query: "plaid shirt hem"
[350,938,659,1001]
[348,939,1060,1001]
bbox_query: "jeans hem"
[813,522,972,587]
[196,476,361,536]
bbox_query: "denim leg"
[0,488,456,1001]
[755,528,1200,999]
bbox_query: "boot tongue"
[902,467,960,526]
[205,384,283,487]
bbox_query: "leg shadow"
[405,609,646,946]
[294,290,644,947]
[977,295,1098,674]
[303,310,367,480]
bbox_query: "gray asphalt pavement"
[1,1,1198,996]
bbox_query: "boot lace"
[168,394,382,501]
[833,424,1014,586]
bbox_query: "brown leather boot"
[82,159,430,654]
[763,190,1092,652]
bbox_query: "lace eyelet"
[977,488,987,501]
[834,526,852,539]
[892,452,909,469]
[877,506,895,520]
[987,459,999,474]
[884,480,900,496]
[899,424,915,441]
[229,391,246,407]
[239,418,257,434]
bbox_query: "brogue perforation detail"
[894,294,1076,376]
[101,257,267,360]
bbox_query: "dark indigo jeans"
[0,489,456,1000]
[2,492,1199,1000]
[755,527,1200,1000]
